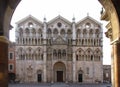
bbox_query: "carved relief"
[105,22,113,40]
[101,0,114,13]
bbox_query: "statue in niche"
[27,65,33,82]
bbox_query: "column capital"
[0,36,9,44]
[110,37,120,45]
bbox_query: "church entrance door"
[78,74,83,82]
[53,62,66,82]
[37,74,42,82]
[57,71,63,82]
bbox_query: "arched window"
[28,22,33,28]
[60,29,65,37]
[76,48,84,61]
[47,28,52,37]
[35,48,43,61]
[85,22,91,29]
[67,29,72,38]
[85,48,93,61]
[83,29,87,37]
[89,29,93,37]
[95,29,100,38]
[94,49,101,61]
[25,28,30,36]
[19,28,23,37]
[62,49,66,56]
[38,28,42,37]
[31,28,36,37]
[76,29,81,38]
[53,28,58,37]
[58,49,61,59]
[53,49,57,59]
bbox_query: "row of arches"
[16,37,43,45]
[76,28,100,34]
[17,47,43,60]
[18,28,42,37]
[76,48,102,61]
[76,38,102,46]
[17,46,101,61]
[16,37,102,46]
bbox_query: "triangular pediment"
[76,16,102,26]
[53,36,66,44]
[16,15,43,26]
[47,15,71,27]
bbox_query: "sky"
[10,0,111,65]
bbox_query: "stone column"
[43,17,47,83]
[112,42,120,87]
[73,52,76,82]
[0,36,9,87]
[43,50,47,82]
[51,52,53,83]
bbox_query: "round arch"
[53,62,66,82]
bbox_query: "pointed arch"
[76,48,85,61]
[34,47,43,60]
[19,28,23,37]
[94,48,102,61]
[38,28,42,37]
[86,48,93,61]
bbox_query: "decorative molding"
[105,22,113,40]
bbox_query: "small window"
[9,64,14,71]
[85,23,91,29]
[57,22,62,27]
[9,53,13,60]
[28,22,33,28]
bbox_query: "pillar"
[112,42,120,87]
[43,51,47,82]
[0,36,9,87]
[73,52,76,82]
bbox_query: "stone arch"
[76,48,85,61]
[38,28,42,37]
[86,48,93,61]
[94,48,101,61]
[0,0,120,86]
[76,29,81,38]
[53,28,58,37]
[53,62,66,82]
[60,29,65,37]
[34,47,43,60]
[25,28,30,35]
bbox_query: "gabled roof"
[47,15,71,25]
[16,15,43,25]
[76,15,102,25]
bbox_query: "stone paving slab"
[9,83,112,87]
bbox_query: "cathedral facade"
[15,15,103,83]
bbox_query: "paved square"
[9,83,111,87]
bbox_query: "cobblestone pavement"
[9,83,112,87]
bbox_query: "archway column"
[111,42,120,87]
[0,36,9,87]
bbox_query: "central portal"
[53,62,66,82]
[57,71,63,82]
